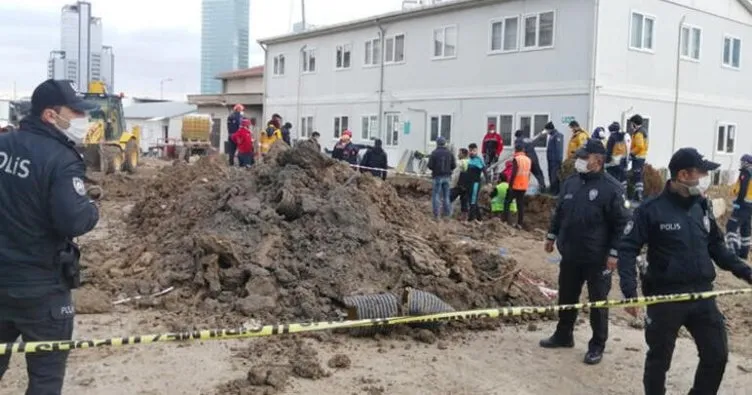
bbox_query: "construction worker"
[227,104,244,166]
[618,147,752,394]
[466,143,486,221]
[514,129,546,193]
[505,142,531,228]
[231,118,254,168]
[360,138,388,180]
[450,148,470,220]
[566,120,589,160]
[544,122,564,195]
[260,118,283,155]
[726,154,752,259]
[629,114,649,202]
[332,129,359,165]
[482,124,503,166]
[0,79,100,394]
[605,121,629,190]
[542,139,629,365]
[427,136,456,219]
[490,173,516,217]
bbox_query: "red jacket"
[231,127,253,154]
[482,132,503,156]
[502,160,514,182]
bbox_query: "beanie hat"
[544,121,555,130]
[608,122,620,132]
[437,136,447,146]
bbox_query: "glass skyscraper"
[201,0,250,94]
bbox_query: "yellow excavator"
[79,81,140,173]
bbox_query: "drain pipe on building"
[671,15,687,153]
[259,43,268,131]
[587,0,600,130]
[376,21,386,141]
[296,44,307,142]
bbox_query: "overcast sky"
[0,0,403,100]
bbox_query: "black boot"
[539,335,574,349]
[584,348,604,365]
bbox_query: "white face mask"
[574,158,590,173]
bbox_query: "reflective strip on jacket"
[491,182,517,213]
[630,129,649,159]
[566,130,588,159]
[732,168,752,205]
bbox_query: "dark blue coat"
[0,117,99,291]
[546,129,564,164]
[618,188,751,298]
[227,111,242,140]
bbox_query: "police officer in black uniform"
[0,79,100,394]
[541,139,630,365]
[618,147,752,395]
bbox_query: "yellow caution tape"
[1,287,749,355]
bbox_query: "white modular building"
[258,0,752,183]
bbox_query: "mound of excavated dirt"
[84,142,548,329]
[559,159,664,198]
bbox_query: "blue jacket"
[546,129,564,164]
[618,187,751,298]
[427,146,456,178]
[227,112,242,140]
[465,155,485,184]
[0,117,99,290]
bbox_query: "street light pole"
[160,78,173,100]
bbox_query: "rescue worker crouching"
[332,129,359,165]
[490,173,516,217]
[726,154,752,258]
[605,121,628,190]
[231,118,254,168]
[617,147,752,394]
[260,118,283,155]
[541,139,630,365]
[629,114,649,202]
[566,120,589,160]
[504,142,531,229]
[0,79,100,394]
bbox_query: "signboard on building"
[561,115,576,124]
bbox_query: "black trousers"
[225,140,237,166]
[548,161,562,196]
[0,291,74,395]
[643,299,728,395]
[531,162,546,191]
[503,189,526,225]
[450,186,469,213]
[554,259,611,350]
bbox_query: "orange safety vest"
[512,152,532,191]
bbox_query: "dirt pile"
[559,159,664,198]
[85,142,547,328]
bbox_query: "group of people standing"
[225,105,293,167]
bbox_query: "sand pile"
[559,158,664,198]
[84,142,547,329]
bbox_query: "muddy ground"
[3,151,752,395]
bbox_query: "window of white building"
[333,116,349,139]
[385,34,406,64]
[385,113,400,146]
[273,54,285,76]
[630,11,655,51]
[361,115,378,140]
[490,16,519,53]
[302,48,316,73]
[430,115,452,143]
[723,35,741,69]
[335,44,351,69]
[486,114,514,147]
[433,26,457,58]
[680,25,701,61]
[364,38,381,66]
[300,116,314,138]
[523,11,555,49]
[518,114,550,148]
[717,122,736,154]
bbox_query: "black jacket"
[0,118,99,291]
[547,171,630,265]
[360,147,388,180]
[332,141,359,165]
[427,146,456,178]
[514,137,540,165]
[227,111,242,140]
[618,186,752,297]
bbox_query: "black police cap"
[31,79,99,115]
[668,148,720,177]
[575,138,607,158]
